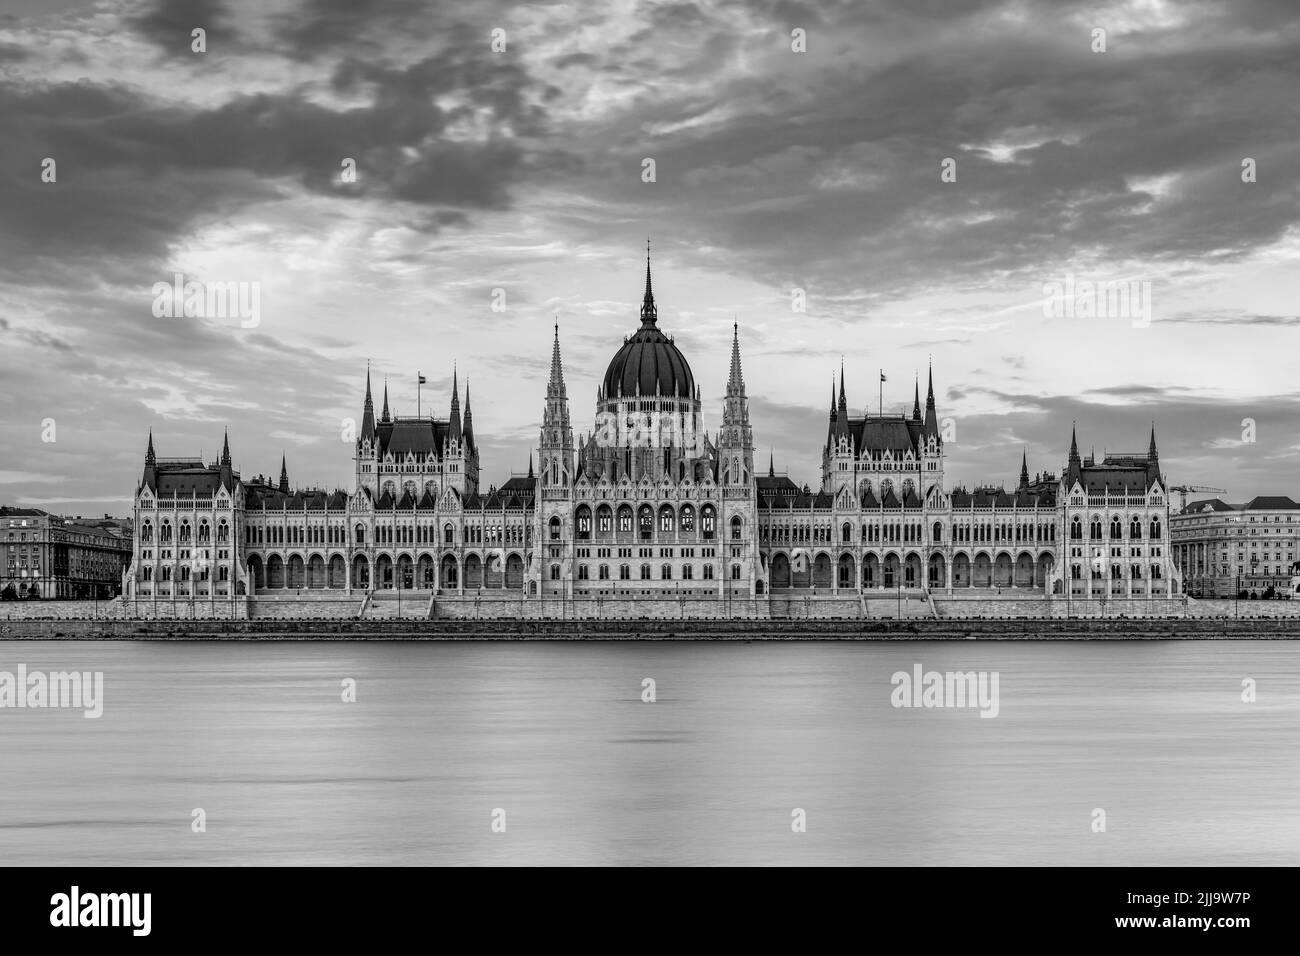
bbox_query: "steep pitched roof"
[850,416,922,456]
[377,419,451,459]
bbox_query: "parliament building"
[123,255,1182,618]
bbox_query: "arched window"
[659,505,675,534]
[179,520,191,543]
[731,564,741,579]
[1150,517,1161,539]
[619,564,630,580]
[730,515,743,540]
[549,516,561,541]
[597,506,612,534]
[598,564,609,580]
[217,521,228,543]
[932,521,943,542]
[842,521,853,543]
[640,563,651,580]
[1110,517,1122,540]
[1130,517,1142,539]
[443,523,454,545]
[638,506,654,540]
[1070,516,1082,540]
[550,564,560,580]
[661,563,672,580]
[617,506,633,533]
[141,522,153,542]
[160,521,172,543]
[1090,518,1102,541]
[701,506,716,539]
[680,505,696,533]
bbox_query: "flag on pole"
[418,374,427,385]
[880,372,887,382]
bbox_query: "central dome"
[602,252,695,400]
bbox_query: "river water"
[0,640,1295,865]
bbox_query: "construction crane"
[1170,485,1227,510]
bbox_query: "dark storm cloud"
[0,34,562,277]
[540,0,1300,303]
[270,0,428,61]
[130,0,234,53]
[0,40,30,61]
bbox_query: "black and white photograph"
[0,0,1294,933]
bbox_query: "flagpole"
[417,371,421,418]
[879,370,883,419]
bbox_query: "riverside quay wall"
[2,618,1300,640]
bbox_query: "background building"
[1172,496,1300,598]
[1,506,132,599]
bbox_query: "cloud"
[0,0,1297,515]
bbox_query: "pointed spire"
[278,454,289,494]
[727,321,745,396]
[142,429,158,491]
[838,360,848,413]
[528,453,535,480]
[912,374,921,421]
[547,320,567,398]
[1067,422,1082,483]
[1147,422,1160,483]
[923,360,939,440]
[221,429,231,466]
[462,379,475,449]
[381,378,390,422]
[769,450,775,478]
[361,365,376,441]
[640,239,657,325]
[1019,449,1029,489]
[448,364,462,442]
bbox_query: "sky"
[1,0,1298,515]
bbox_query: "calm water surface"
[1,640,1296,865]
